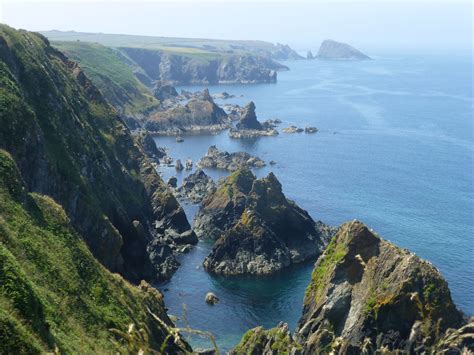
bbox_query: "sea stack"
[317,39,371,60]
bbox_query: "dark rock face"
[174,169,216,204]
[196,169,333,275]
[297,221,466,353]
[232,221,472,354]
[121,47,282,85]
[0,26,194,282]
[230,102,278,138]
[317,39,371,60]
[236,102,262,130]
[144,89,230,134]
[197,145,265,171]
[154,82,179,101]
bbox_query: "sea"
[154,53,473,352]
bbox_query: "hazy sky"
[1,0,472,53]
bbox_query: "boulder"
[205,292,219,305]
[305,126,318,133]
[175,159,184,171]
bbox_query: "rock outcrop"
[154,82,179,101]
[233,221,472,354]
[317,39,371,60]
[197,145,265,171]
[196,169,334,275]
[307,50,314,60]
[174,169,216,204]
[144,89,230,134]
[229,102,278,138]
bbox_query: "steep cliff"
[232,221,471,353]
[0,150,190,353]
[0,25,195,282]
[195,169,333,275]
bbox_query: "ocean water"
[154,54,473,352]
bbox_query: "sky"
[1,0,472,53]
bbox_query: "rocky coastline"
[197,145,266,171]
[229,102,279,138]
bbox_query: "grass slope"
[0,149,190,353]
[53,41,160,113]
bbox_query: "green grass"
[53,41,160,113]
[0,149,187,353]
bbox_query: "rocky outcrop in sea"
[197,145,265,171]
[144,89,231,135]
[229,102,278,138]
[196,169,334,275]
[232,221,472,353]
[317,39,371,60]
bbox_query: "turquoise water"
[154,54,473,352]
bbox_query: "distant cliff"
[317,39,371,60]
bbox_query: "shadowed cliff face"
[195,169,333,275]
[0,25,194,282]
[232,221,470,354]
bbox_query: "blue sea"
[154,54,473,352]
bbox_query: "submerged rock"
[282,125,304,133]
[196,169,334,275]
[197,145,265,171]
[317,39,371,60]
[304,126,318,133]
[175,169,216,204]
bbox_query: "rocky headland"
[197,145,266,171]
[317,39,371,60]
[195,169,334,275]
[229,102,278,138]
[143,88,231,135]
[232,221,473,353]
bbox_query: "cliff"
[317,39,371,60]
[0,25,195,283]
[232,221,471,353]
[195,169,334,275]
[0,149,190,353]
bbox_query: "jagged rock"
[185,159,193,170]
[317,39,371,60]
[175,169,216,204]
[232,221,472,354]
[197,145,265,171]
[296,220,466,353]
[205,292,219,305]
[307,50,314,60]
[230,102,278,138]
[282,126,304,133]
[175,159,184,171]
[304,126,318,133]
[167,176,177,188]
[197,169,334,275]
[144,89,230,135]
[237,102,262,130]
